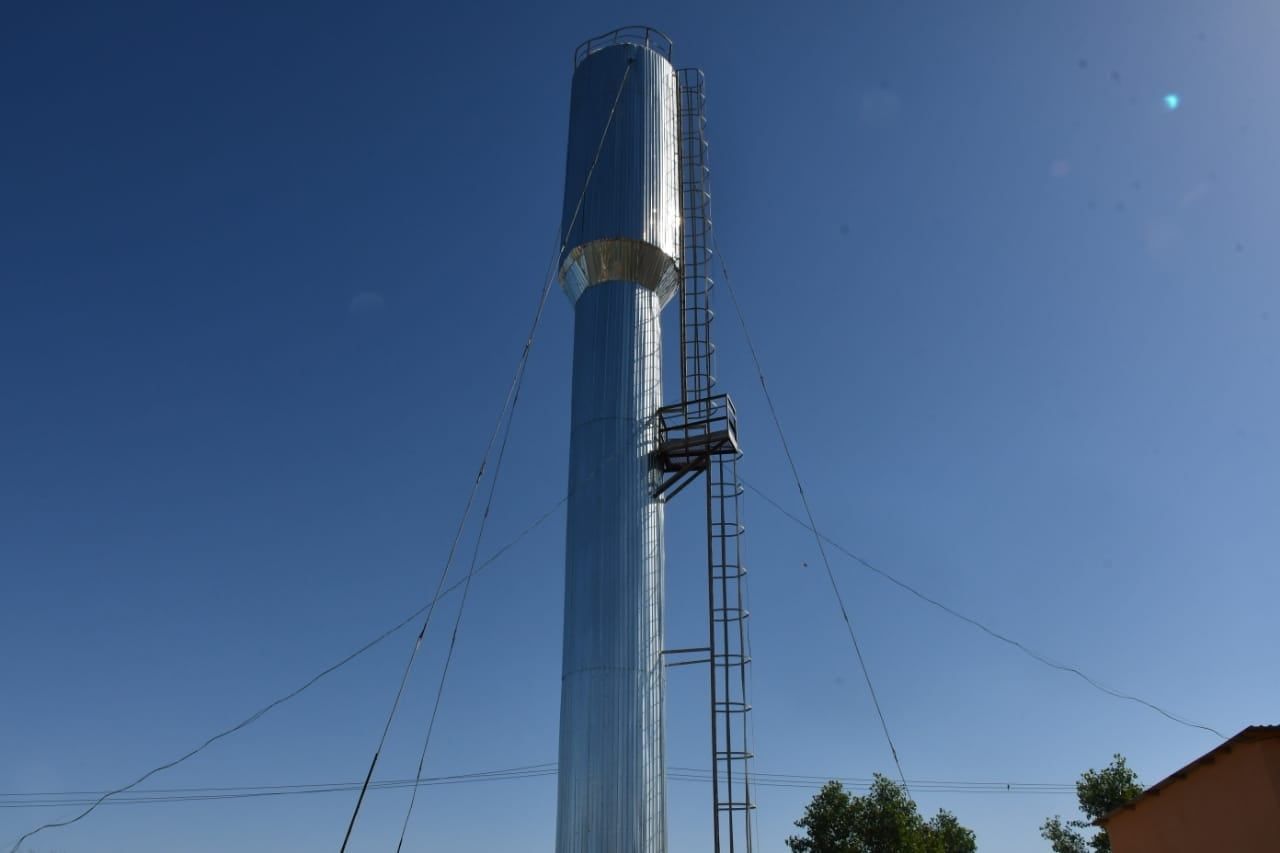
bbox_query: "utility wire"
[743,481,1229,740]
[336,214,562,852]
[393,350,521,852]
[3,508,559,853]
[391,59,638,853]
[1,764,1076,810]
[711,235,911,794]
[6,372,659,851]
[1,766,560,809]
[6,403,660,853]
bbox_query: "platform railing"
[574,26,674,67]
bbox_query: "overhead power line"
[339,221,562,847]
[5,374,664,851]
[3,511,562,853]
[712,236,911,794]
[743,481,1229,740]
[336,283,534,852]
[394,234,532,851]
[0,763,1075,810]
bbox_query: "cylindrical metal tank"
[555,28,679,853]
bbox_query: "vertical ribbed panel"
[556,280,666,853]
[559,42,680,304]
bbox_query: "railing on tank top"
[574,26,674,67]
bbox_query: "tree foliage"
[1041,754,1143,853]
[786,775,977,853]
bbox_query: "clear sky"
[3,2,1277,851]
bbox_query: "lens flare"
[1164,93,1180,110]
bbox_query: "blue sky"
[3,1,1277,851]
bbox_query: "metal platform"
[653,394,740,498]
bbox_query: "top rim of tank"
[574,26,673,68]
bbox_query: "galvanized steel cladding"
[554,33,681,853]
[559,42,681,304]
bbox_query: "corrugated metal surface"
[559,42,680,305]
[555,38,679,853]
[557,282,667,853]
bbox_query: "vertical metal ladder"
[655,67,754,853]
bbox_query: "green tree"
[786,775,977,853]
[1041,754,1143,853]
[925,810,979,853]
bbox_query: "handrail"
[574,25,674,67]
[656,394,738,442]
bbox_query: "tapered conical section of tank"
[554,30,679,853]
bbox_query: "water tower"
[555,26,754,853]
